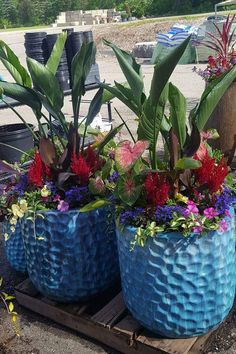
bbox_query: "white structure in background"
[215,0,236,14]
[52,9,118,27]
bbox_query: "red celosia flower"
[28,152,53,187]
[28,152,44,187]
[71,153,91,185]
[144,172,170,206]
[194,152,228,193]
[85,145,103,172]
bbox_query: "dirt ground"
[0,20,236,354]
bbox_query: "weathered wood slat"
[137,330,198,354]
[15,279,217,354]
[91,292,127,329]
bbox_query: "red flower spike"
[194,151,228,193]
[71,153,91,185]
[85,145,102,172]
[28,152,44,187]
[144,172,170,206]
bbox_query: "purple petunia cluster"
[155,205,184,223]
[120,208,144,225]
[65,186,89,204]
[14,174,28,196]
[215,188,235,214]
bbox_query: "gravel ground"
[0,23,235,354]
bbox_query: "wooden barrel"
[205,82,236,156]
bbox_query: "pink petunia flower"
[183,200,199,217]
[218,219,229,233]
[57,200,69,212]
[203,207,219,219]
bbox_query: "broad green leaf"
[0,40,32,87]
[104,39,144,107]
[0,81,41,115]
[117,176,142,206]
[71,42,96,123]
[46,32,67,75]
[138,84,169,158]
[27,57,63,111]
[97,123,124,153]
[85,87,104,127]
[194,65,236,130]
[148,37,190,109]
[168,83,187,148]
[80,199,110,212]
[175,157,201,170]
[100,83,140,116]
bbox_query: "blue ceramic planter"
[116,210,236,338]
[21,206,119,302]
[2,222,27,273]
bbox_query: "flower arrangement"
[0,35,120,233]
[100,38,236,248]
[194,15,236,82]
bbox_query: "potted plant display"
[101,38,236,337]
[0,35,121,302]
[194,15,236,157]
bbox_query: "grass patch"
[0,24,50,32]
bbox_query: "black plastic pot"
[0,123,34,163]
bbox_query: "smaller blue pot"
[2,222,27,273]
[117,208,236,338]
[21,206,119,302]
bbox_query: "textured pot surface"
[3,222,27,273]
[117,211,235,338]
[21,206,119,302]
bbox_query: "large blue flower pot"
[116,211,236,338]
[21,206,119,302]
[2,222,27,273]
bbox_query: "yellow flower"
[11,204,24,218]
[175,193,188,204]
[9,217,17,225]
[4,233,9,241]
[19,199,28,212]
[41,185,51,198]
[10,226,15,233]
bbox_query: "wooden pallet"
[15,279,216,354]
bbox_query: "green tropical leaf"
[27,57,64,111]
[97,123,124,153]
[71,42,96,125]
[85,87,104,127]
[0,81,41,115]
[175,157,201,170]
[168,83,187,149]
[80,199,110,212]
[103,39,144,107]
[117,176,142,206]
[193,65,236,130]
[0,40,32,87]
[46,32,67,75]
[148,37,190,110]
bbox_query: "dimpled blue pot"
[116,210,236,338]
[3,222,27,273]
[21,206,119,302]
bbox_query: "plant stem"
[0,142,33,158]
[74,96,81,131]
[1,99,39,141]
[41,113,66,149]
[114,107,136,143]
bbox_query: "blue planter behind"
[117,211,236,338]
[3,222,27,273]
[21,206,119,302]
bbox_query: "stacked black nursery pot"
[24,32,48,64]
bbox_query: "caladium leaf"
[117,175,142,206]
[97,123,124,154]
[115,140,149,174]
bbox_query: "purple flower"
[53,194,61,202]
[183,200,199,217]
[14,174,27,196]
[120,208,144,225]
[192,225,203,233]
[218,219,229,233]
[155,205,184,223]
[65,186,88,204]
[57,200,69,212]
[108,171,119,183]
[215,188,235,214]
[203,207,219,219]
